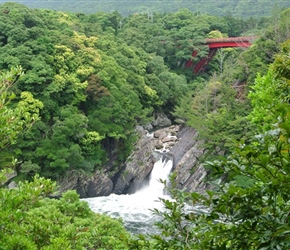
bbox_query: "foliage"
[0,66,42,152]
[118,10,240,74]
[172,9,290,159]
[236,9,290,84]
[173,76,251,158]
[140,39,290,249]
[0,24,133,249]
[248,39,290,133]
[248,69,281,131]
[8,0,290,18]
[0,3,290,250]
[142,128,290,249]
[0,3,188,179]
[0,175,132,249]
[0,66,42,184]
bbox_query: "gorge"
[57,117,209,199]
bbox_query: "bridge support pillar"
[193,48,217,74]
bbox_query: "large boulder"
[2,170,17,187]
[152,112,172,127]
[78,172,113,197]
[145,112,172,130]
[57,170,114,198]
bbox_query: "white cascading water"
[84,158,173,234]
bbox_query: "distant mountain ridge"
[0,0,289,17]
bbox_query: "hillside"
[0,0,288,182]
[1,0,289,17]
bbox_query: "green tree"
[0,175,133,249]
[174,76,250,157]
[0,66,42,182]
[248,40,290,133]
[236,9,290,85]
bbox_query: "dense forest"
[0,1,290,249]
[1,0,290,17]
[0,2,269,181]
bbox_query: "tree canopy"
[3,0,290,18]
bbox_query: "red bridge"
[186,36,257,74]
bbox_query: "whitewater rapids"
[84,158,173,234]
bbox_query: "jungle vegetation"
[0,2,290,249]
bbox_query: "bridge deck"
[205,36,257,48]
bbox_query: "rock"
[170,126,209,192]
[155,142,164,150]
[85,173,113,197]
[8,181,17,189]
[112,127,157,194]
[171,131,177,136]
[2,170,17,186]
[56,124,210,197]
[161,136,177,143]
[56,171,79,197]
[152,112,172,127]
[146,112,172,129]
[154,130,167,139]
[111,125,210,195]
[144,123,154,131]
[57,170,113,198]
[57,126,181,197]
[112,126,181,195]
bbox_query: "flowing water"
[84,158,173,234]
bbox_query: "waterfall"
[84,157,173,234]
[136,157,172,197]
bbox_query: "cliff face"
[112,127,156,195]
[112,125,180,194]
[115,125,210,195]
[170,126,209,192]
